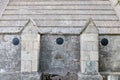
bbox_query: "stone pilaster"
[21,18,40,72]
[78,19,102,80]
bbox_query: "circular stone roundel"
[101,38,108,46]
[12,38,19,45]
[56,37,64,45]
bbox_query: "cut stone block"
[108,75,118,80]
[78,72,103,80]
[81,51,90,61]
[81,61,98,73]
[21,72,41,80]
[31,51,39,60]
[81,34,98,41]
[80,19,100,75]
[21,51,32,60]
[31,60,39,72]
[21,60,32,72]
[90,52,98,61]
[81,41,98,51]
[81,51,98,61]
[21,19,40,72]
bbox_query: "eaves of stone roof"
[0,0,120,34]
[0,0,9,18]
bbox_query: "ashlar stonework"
[0,0,120,80]
[78,19,102,80]
[21,18,40,72]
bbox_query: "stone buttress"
[78,19,103,80]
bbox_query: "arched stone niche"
[20,18,40,72]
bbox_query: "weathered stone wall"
[0,34,41,80]
[0,34,120,80]
[0,34,21,73]
[40,34,80,74]
[99,35,120,72]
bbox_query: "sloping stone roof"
[0,0,9,18]
[0,0,120,34]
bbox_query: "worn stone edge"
[20,18,40,34]
[0,0,9,18]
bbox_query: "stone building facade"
[0,0,120,80]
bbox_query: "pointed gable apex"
[21,18,39,34]
[80,18,98,34]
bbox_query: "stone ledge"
[0,72,41,80]
[1,27,120,34]
[78,73,103,80]
[100,72,120,75]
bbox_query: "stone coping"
[0,27,120,34]
[100,72,120,75]
[0,72,41,80]
[0,72,41,74]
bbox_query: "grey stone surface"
[80,19,99,75]
[78,73,103,80]
[0,34,21,72]
[21,72,41,80]
[99,35,120,72]
[110,0,120,20]
[42,72,77,80]
[0,0,120,35]
[0,32,120,80]
[0,0,120,80]
[85,61,98,73]
[1,27,120,35]
[0,73,21,80]
[40,34,80,73]
[0,72,41,80]
[107,75,119,80]
[0,0,9,18]
[21,19,40,72]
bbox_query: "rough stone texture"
[40,34,80,74]
[0,34,21,73]
[1,27,120,35]
[42,72,77,80]
[78,73,103,80]
[0,73,21,80]
[0,72,41,80]
[81,61,98,73]
[0,29,120,80]
[0,0,120,80]
[21,72,41,80]
[99,35,120,72]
